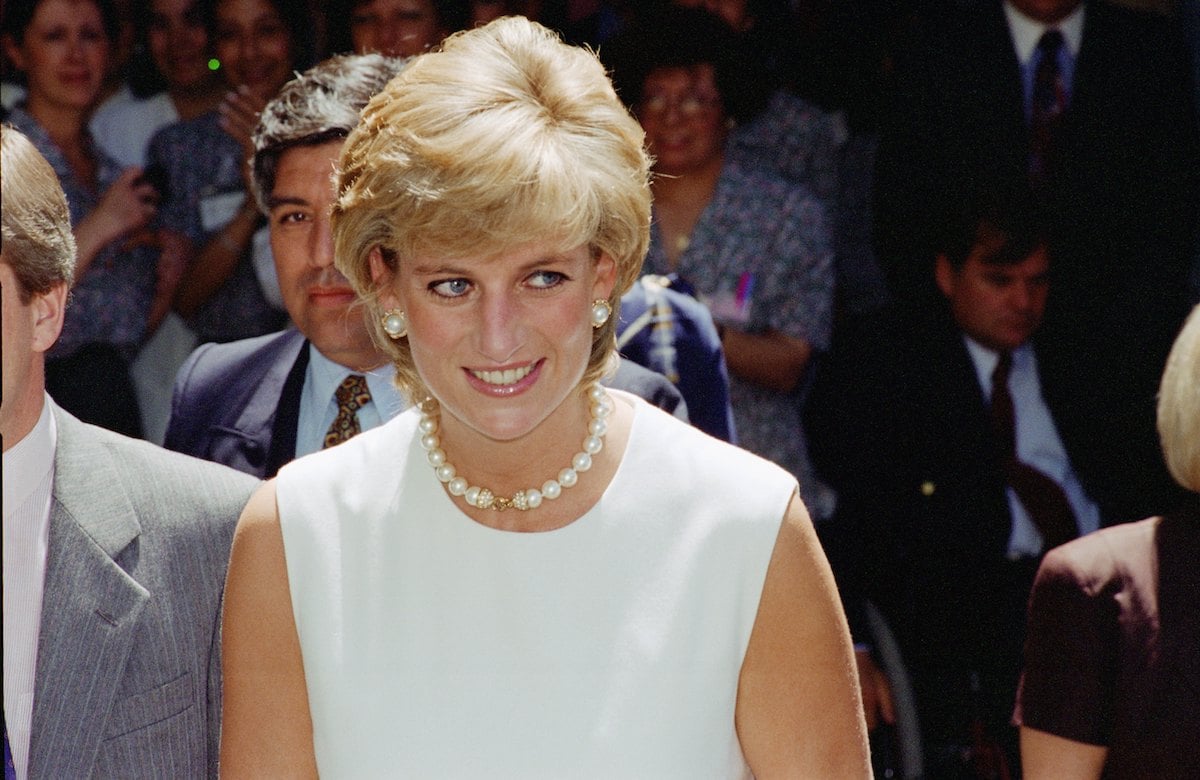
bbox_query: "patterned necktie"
[990,352,1077,550]
[1029,29,1066,186]
[323,374,371,448]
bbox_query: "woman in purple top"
[1016,305,1200,779]
[2,0,162,436]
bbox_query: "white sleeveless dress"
[276,392,798,779]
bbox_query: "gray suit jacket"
[28,405,258,778]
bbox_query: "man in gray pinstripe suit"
[2,125,258,778]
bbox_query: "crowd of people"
[2,0,1198,777]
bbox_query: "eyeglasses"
[638,93,722,118]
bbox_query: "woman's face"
[376,240,615,444]
[637,64,728,177]
[212,0,293,98]
[350,0,443,58]
[147,0,211,91]
[3,0,109,114]
[672,0,750,31]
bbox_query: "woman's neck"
[23,95,96,188]
[24,95,88,149]
[432,387,632,533]
[652,152,724,206]
[651,152,724,268]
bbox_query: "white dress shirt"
[965,338,1101,557]
[3,396,57,780]
[1004,0,1085,119]
[294,345,408,459]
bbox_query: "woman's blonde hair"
[333,16,651,401]
[1157,304,1200,492]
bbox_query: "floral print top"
[643,157,837,519]
[149,110,286,343]
[8,107,157,361]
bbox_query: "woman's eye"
[430,278,471,298]
[528,270,565,289]
[276,210,308,225]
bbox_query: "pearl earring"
[382,309,407,339]
[591,299,612,329]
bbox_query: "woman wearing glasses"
[605,6,837,522]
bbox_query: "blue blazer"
[165,328,309,478]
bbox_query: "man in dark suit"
[163,54,412,477]
[810,194,1110,776]
[164,54,687,478]
[873,0,1200,523]
[2,126,257,778]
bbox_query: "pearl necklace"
[418,384,613,512]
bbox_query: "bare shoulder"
[736,493,871,778]
[222,478,318,776]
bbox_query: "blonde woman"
[220,17,868,778]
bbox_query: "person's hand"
[855,648,896,731]
[89,167,159,248]
[218,85,268,193]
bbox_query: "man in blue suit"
[163,54,411,477]
[165,55,687,477]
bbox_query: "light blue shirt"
[1003,0,1085,121]
[295,345,408,459]
[965,337,1101,557]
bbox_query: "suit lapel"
[29,408,150,778]
[207,331,307,477]
[264,339,310,477]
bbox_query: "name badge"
[199,190,247,233]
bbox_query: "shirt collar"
[1004,1,1085,64]
[3,395,57,522]
[306,343,406,417]
[963,336,1035,397]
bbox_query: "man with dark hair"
[164,54,411,477]
[1,124,257,778]
[809,190,1106,776]
[873,0,1198,526]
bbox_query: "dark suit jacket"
[807,303,1120,763]
[31,404,258,778]
[873,0,1199,520]
[810,305,1037,675]
[618,276,735,442]
[165,328,689,478]
[165,328,310,478]
[1016,500,1200,778]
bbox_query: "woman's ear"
[369,246,400,309]
[592,251,618,301]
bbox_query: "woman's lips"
[464,360,542,397]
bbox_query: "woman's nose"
[476,292,522,363]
